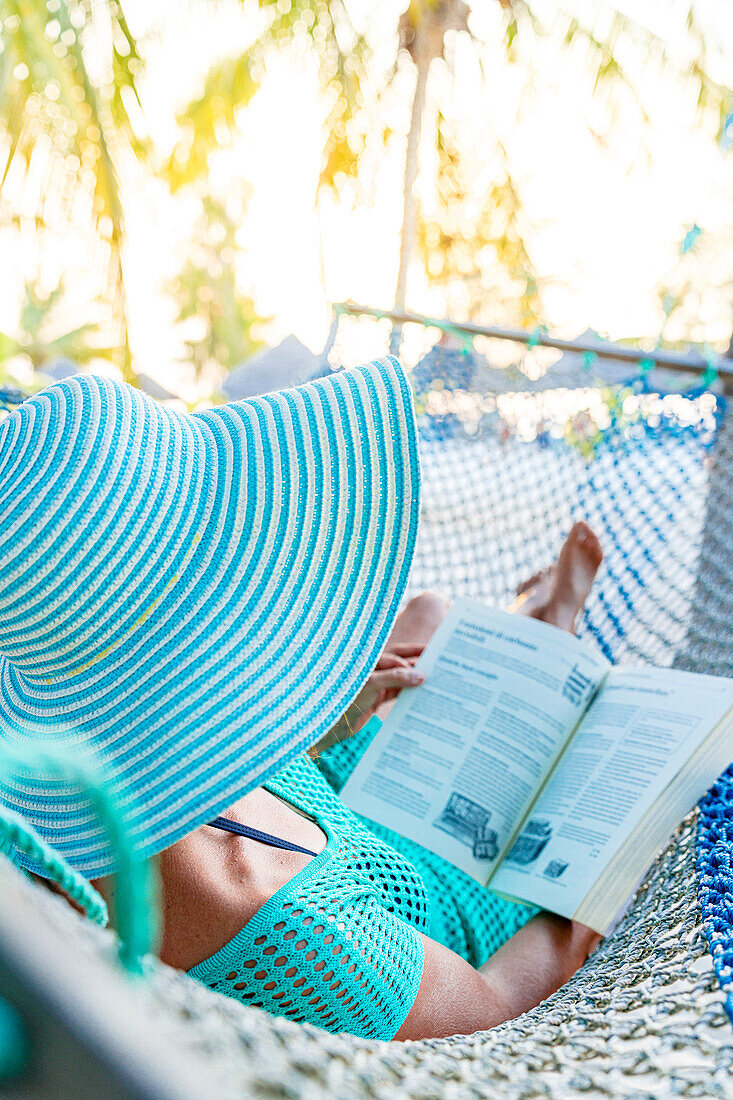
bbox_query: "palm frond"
[418,111,543,326]
[165,53,257,191]
[0,0,147,379]
[165,0,374,193]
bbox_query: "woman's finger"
[370,667,424,692]
[386,643,425,657]
[380,687,400,704]
[376,653,410,670]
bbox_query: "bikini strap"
[208,816,318,857]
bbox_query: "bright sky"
[2,0,733,395]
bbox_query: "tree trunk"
[394,46,431,312]
[116,255,135,385]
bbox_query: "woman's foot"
[514,522,603,634]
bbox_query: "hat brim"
[0,357,420,876]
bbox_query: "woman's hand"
[314,643,425,754]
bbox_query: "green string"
[0,809,108,926]
[0,744,158,976]
[526,325,548,350]
[440,321,474,355]
[701,348,719,390]
[680,223,702,255]
[0,997,28,1083]
[0,746,158,1082]
[334,307,721,393]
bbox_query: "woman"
[0,362,601,1042]
[146,521,602,1041]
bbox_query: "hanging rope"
[0,744,157,976]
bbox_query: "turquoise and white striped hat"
[0,357,419,877]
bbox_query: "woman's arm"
[312,643,424,754]
[394,914,601,1041]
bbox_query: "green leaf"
[165,53,259,191]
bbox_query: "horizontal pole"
[334,301,733,379]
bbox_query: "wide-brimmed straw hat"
[0,357,419,877]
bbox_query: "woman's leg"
[378,521,603,720]
[391,520,602,650]
[318,521,603,749]
[512,521,603,634]
[385,591,450,649]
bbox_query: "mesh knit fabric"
[188,755,426,1041]
[317,718,535,967]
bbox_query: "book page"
[340,600,610,881]
[492,666,733,919]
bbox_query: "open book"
[340,600,733,933]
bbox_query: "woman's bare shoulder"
[155,787,326,971]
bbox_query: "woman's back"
[182,755,428,1039]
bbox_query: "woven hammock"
[1,315,733,1097]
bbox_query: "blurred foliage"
[418,111,542,326]
[166,0,372,193]
[2,0,732,389]
[653,224,733,352]
[164,51,258,192]
[0,279,117,372]
[168,197,264,380]
[0,0,148,379]
[167,0,733,324]
[406,0,732,320]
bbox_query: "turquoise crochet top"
[188,752,427,1039]
[189,720,534,1040]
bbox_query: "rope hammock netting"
[0,306,732,1097]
